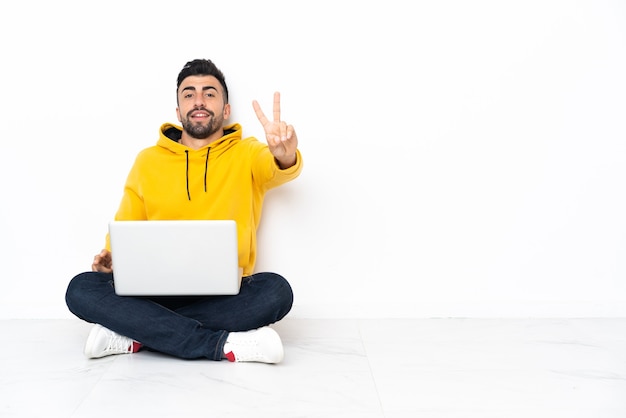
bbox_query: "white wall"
[0,0,624,319]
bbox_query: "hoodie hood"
[158,122,242,156]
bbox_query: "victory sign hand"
[252,92,298,169]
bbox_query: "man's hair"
[176,59,229,103]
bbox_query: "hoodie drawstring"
[184,148,211,201]
[204,148,210,192]
[185,150,191,200]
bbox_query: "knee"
[264,272,294,319]
[65,272,113,317]
[65,272,90,316]
[279,275,294,311]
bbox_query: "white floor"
[1,318,625,418]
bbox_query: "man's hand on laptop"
[92,249,113,273]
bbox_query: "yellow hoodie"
[106,122,303,276]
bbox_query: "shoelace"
[104,331,132,354]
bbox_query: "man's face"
[176,75,230,139]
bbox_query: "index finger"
[252,99,269,126]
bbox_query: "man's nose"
[193,95,206,106]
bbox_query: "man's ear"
[175,107,182,122]
[223,103,231,120]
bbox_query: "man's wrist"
[276,153,297,169]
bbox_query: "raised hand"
[252,92,298,169]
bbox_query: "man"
[65,59,303,364]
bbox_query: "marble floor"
[1,318,625,417]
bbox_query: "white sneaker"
[84,324,141,359]
[223,327,284,364]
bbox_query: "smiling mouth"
[189,109,213,120]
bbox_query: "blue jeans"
[65,271,293,360]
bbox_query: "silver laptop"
[109,220,242,296]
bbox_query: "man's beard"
[182,110,223,139]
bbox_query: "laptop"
[109,220,242,296]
